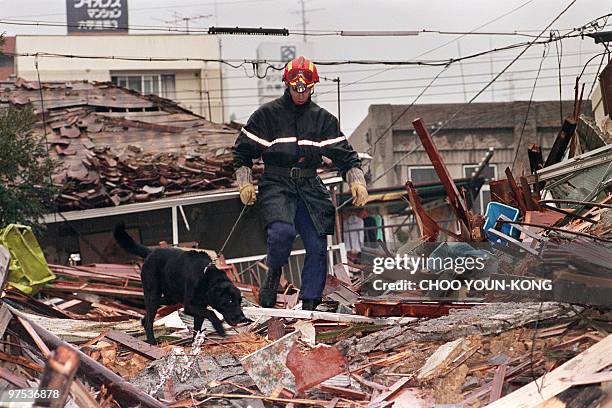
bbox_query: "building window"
[408,166,439,184]
[462,164,497,181]
[111,74,175,98]
[0,54,13,68]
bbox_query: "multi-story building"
[350,100,592,212]
[4,34,224,122]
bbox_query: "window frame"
[408,165,439,184]
[462,163,498,181]
[110,73,174,98]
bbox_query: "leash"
[218,203,250,255]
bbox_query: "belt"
[264,165,317,178]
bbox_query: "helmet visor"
[286,68,314,83]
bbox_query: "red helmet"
[283,56,319,91]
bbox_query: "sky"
[1,0,611,134]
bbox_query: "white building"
[13,34,224,122]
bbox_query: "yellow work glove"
[350,182,369,207]
[346,167,368,207]
[240,184,256,206]
[235,166,256,206]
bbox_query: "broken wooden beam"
[504,167,528,214]
[488,364,508,403]
[412,118,470,232]
[103,330,167,360]
[35,345,79,408]
[485,334,612,408]
[242,306,415,325]
[544,118,577,168]
[527,143,544,174]
[4,303,165,408]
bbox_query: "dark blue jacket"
[233,89,361,234]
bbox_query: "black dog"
[113,222,247,344]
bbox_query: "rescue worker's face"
[289,85,312,105]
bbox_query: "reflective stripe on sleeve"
[298,135,347,147]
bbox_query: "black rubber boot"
[301,298,322,311]
[258,267,282,308]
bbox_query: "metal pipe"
[497,220,612,242]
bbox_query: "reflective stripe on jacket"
[233,89,361,234]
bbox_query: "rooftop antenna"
[157,12,212,33]
[290,0,324,42]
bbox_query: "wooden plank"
[370,377,411,403]
[104,330,167,360]
[0,366,29,388]
[418,338,467,380]
[0,303,13,339]
[7,304,166,408]
[485,334,612,408]
[0,245,9,291]
[489,364,508,403]
[566,371,612,386]
[242,307,416,325]
[17,315,51,356]
[318,384,368,400]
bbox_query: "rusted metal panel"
[285,344,347,393]
[354,300,475,318]
[544,118,577,168]
[490,179,520,209]
[412,118,470,230]
[527,143,544,174]
[504,167,528,214]
[405,181,439,242]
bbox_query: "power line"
[13,80,587,111]
[2,0,277,19]
[317,0,539,98]
[23,49,599,85]
[4,29,587,72]
[512,45,549,170]
[428,0,579,139]
[370,64,451,159]
[153,69,598,100]
[1,17,602,38]
[364,0,580,189]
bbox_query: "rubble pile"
[1,66,612,407]
[1,90,611,406]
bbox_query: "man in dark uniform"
[233,56,368,310]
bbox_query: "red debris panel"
[405,181,440,242]
[354,300,475,318]
[285,343,347,393]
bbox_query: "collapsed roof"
[0,79,241,211]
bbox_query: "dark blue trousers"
[266,199,327,300]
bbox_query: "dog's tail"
[113,222,152,258]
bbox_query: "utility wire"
[355,0,580,202]
[554,30,564,122]
[512,45,549,171]
[427,0,579,142]
[25,49,599,84]
[23,80,588,109]
[317,0,539,97]
[369,64,450,158]
[128,70,597,100]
